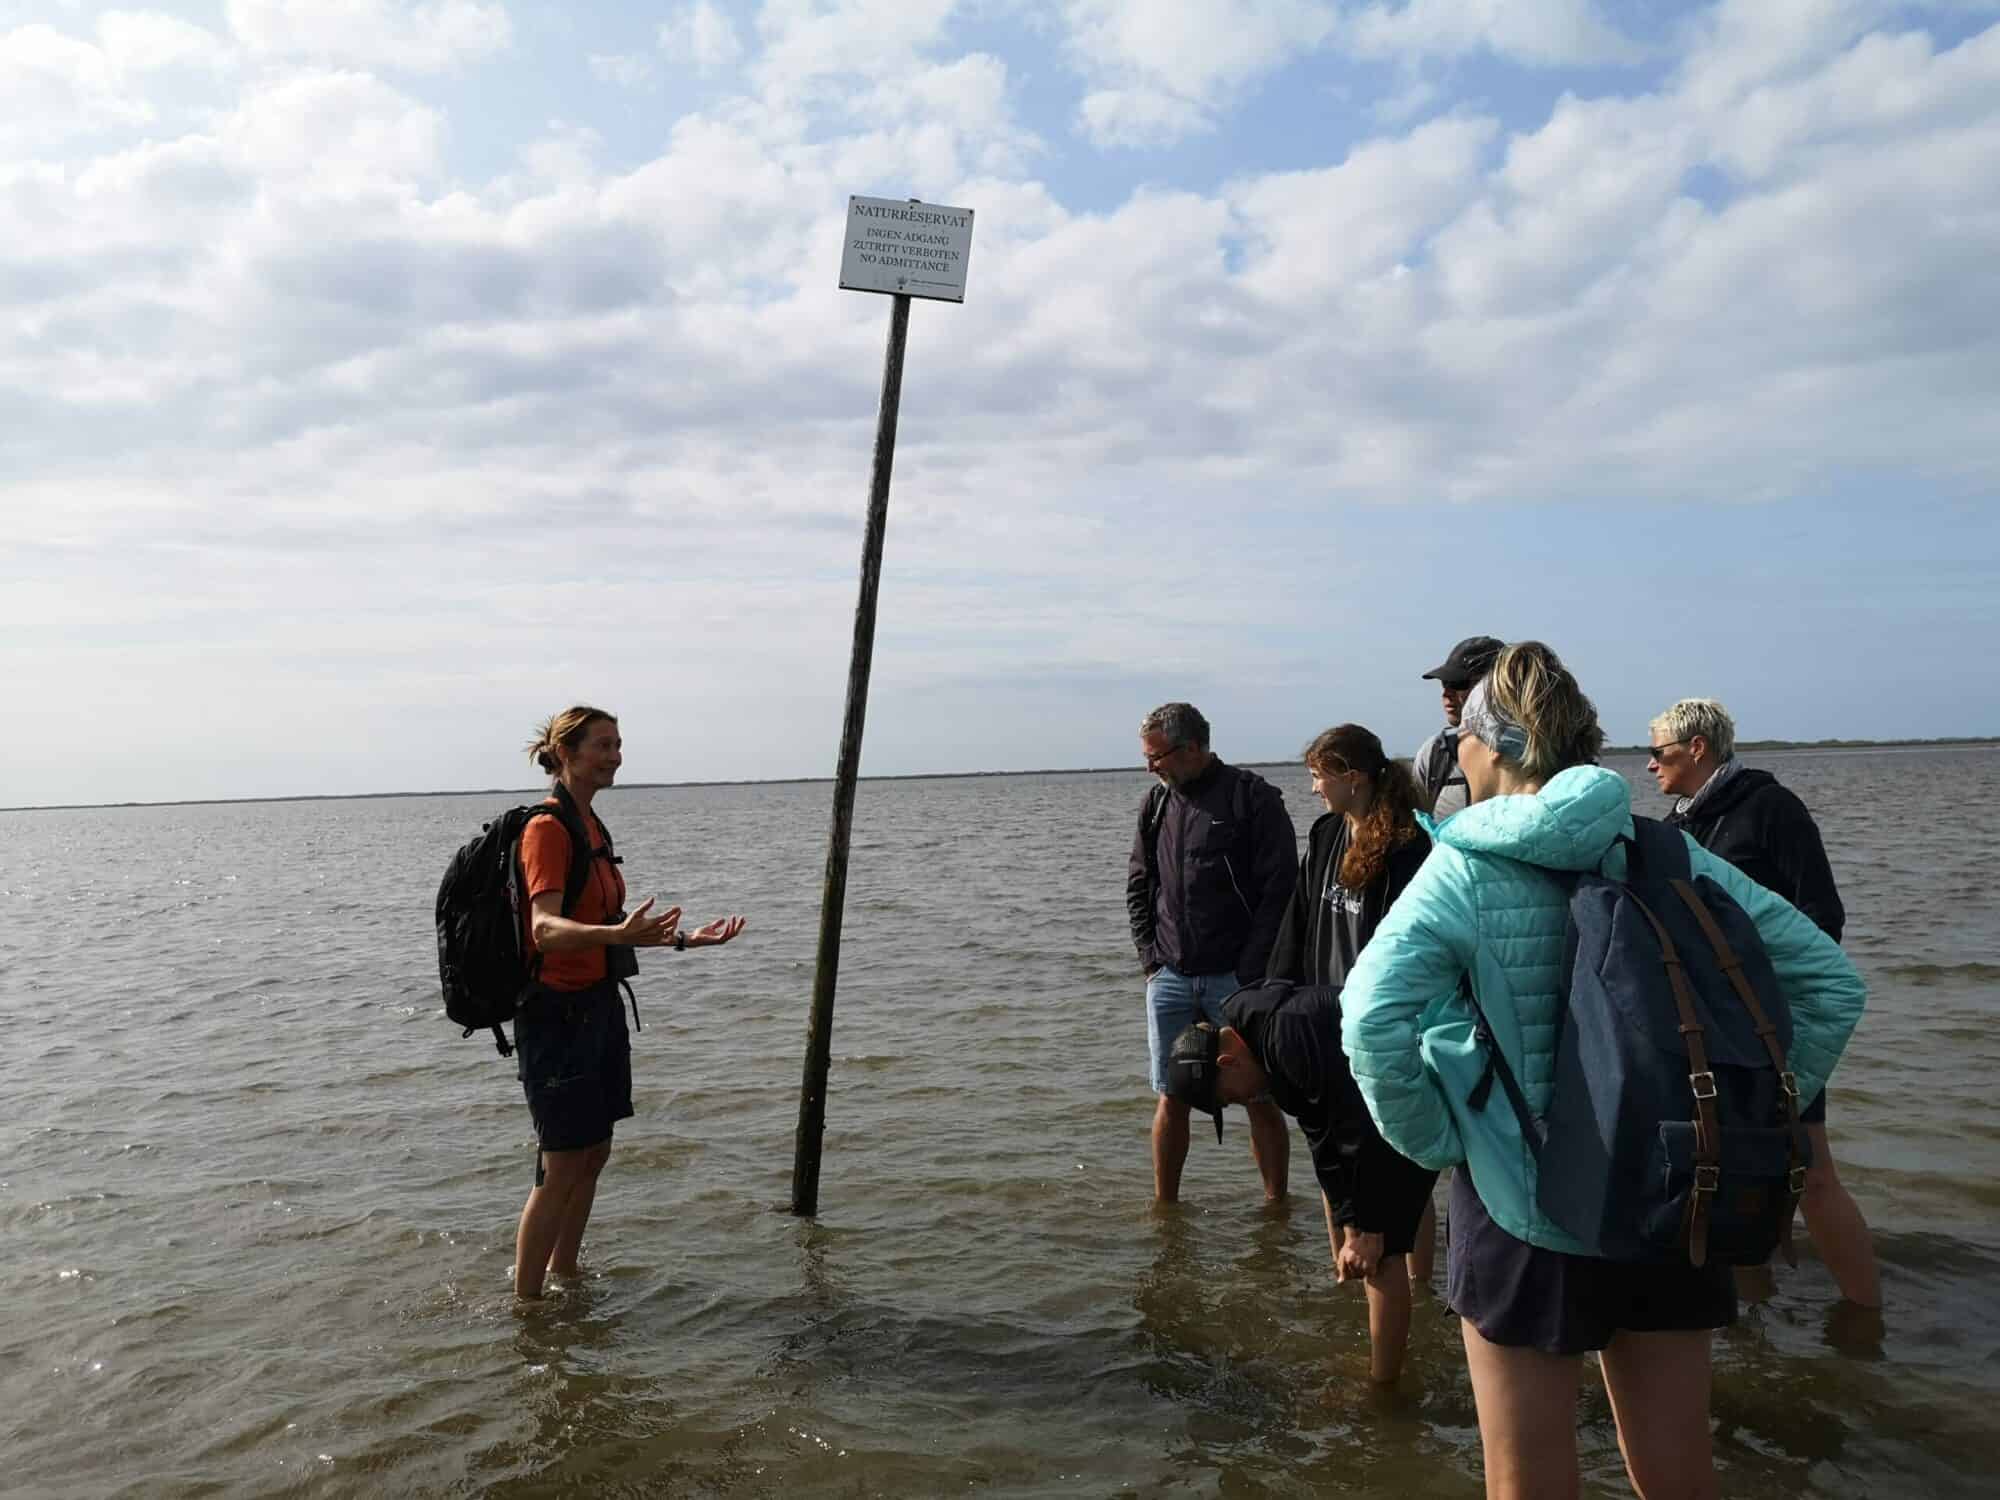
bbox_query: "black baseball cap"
[1164,1023,1225,1143]
[1422,635,1504,687]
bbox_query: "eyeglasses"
[1647,739,1689,761]
[1143,744,1186,768]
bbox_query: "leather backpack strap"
[1669,879,1809,1264]
[1626,890,1723,1268]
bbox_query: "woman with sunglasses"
[1649,698,1878,1310]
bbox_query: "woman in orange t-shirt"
[512,705,746,1299]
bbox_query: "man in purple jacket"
[1127,702,1296,1203]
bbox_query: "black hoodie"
[1665,767,1845,941]
[1265,812,1431,986]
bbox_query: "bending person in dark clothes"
[1166,982,1439,1385]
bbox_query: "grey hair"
[1651,699,1736,761]
[1140,702,1210,750]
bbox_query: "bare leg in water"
[515,1139,611,1298]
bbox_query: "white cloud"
[5,5,1999,800]
[659,0,744,76]
[1076,84,1210,147]
[1057,0,1643,147]
[588,51,654,88]
[221,69,444,187]
[98,10,236,74]
[1232,113,1499,294]
[1342,0,1646,67]
[1064,0,1336,145]
[224,0,510,72]
[0,23,152,149]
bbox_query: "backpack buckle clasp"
[1693,1164,1721,1193]
[1779,1070,1799,1102]
[1788,1165,1808,1194]
[1688,1070,1718,1101]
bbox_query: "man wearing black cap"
[1166,982,1439,1385]
[1412,635,1504,818]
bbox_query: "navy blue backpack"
[1467,816,1811,1268]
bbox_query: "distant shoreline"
[5,737,1994,815]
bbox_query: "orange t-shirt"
[520,803,626,991]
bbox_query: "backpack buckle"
[1693,1164,1721,1193]
[1688,1070,1718,1100]
[1788,1165,1808,1194]
[1779,1070,1799,1102]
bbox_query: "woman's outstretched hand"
[682,915,746,949]
[614,898,683,946]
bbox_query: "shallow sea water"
[3,748,1997,1497]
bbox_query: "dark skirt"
[515,980,634,1157]
[1444,1170,1736,1356]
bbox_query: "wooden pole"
[791,292,912,1217]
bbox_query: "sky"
[6,0,1998,806]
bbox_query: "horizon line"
[4,736,1995,815]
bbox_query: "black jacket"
[1126,758,1296,982]
[1666,767,1845,940]
[1222,982,1404,1229]
[1266,813,1431,987]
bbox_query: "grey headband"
[1461,677,1530,763]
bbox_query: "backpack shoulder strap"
[542,783,608,918]
[1619,884,1727,1266]
[1666,876,1810,1253]
[517,803,592,916]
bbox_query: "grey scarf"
[1674,755,1744,819]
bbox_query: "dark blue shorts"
[1444,1170,1736,1356]
[515,981,633,1159]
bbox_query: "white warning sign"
[839,197,975,303]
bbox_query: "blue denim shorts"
[1145,964,1242,1094]
[515,980,633,1157]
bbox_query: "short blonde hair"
[1484,642,1604,781]
[1650,699,1735,761]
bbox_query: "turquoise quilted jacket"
[1339,764,1867,1253]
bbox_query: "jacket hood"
[1688,764,1776,819]
[1428,764,1635,871]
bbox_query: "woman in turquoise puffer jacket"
[1340,644,1865,1500]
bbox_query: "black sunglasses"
[1647,738,1689,760]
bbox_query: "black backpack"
[435,789,604,1056]
[1466,816,1810,1268]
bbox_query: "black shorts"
[1444,1170,1735,1356]
[1324,1140,1439,1254]
[515,981,633,1157]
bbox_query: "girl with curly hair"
[1264,722,1439,1380]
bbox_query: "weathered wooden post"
[791,197,976,1217]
